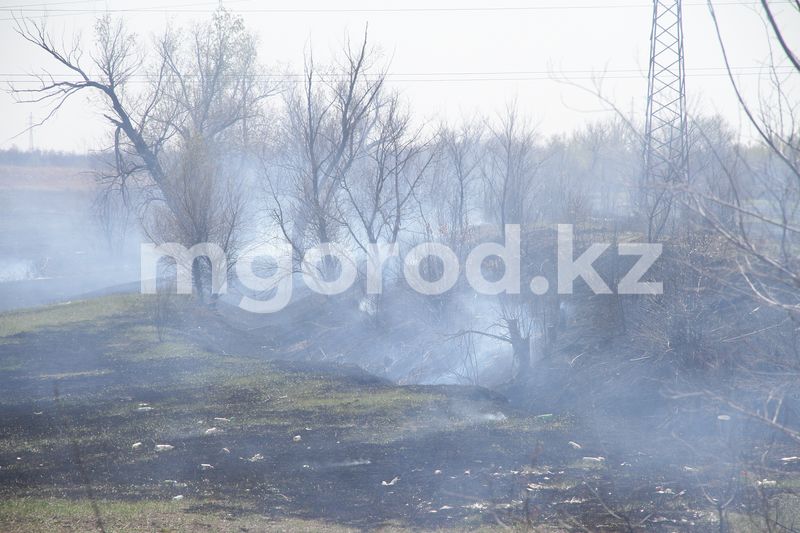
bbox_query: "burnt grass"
[0,295,799,531]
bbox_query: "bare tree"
[430,122,482,260]
[340,93,433,253]
[696,0,800,316]
[267,29,385,273]
[482,105,544,236]
[13,9,271,299]
[451,295,535,380]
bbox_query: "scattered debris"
[757,479,777,487]
[200,464,214,470]
[781,456,800,463]
[293,435,302,442]
[154,444,174,452]
[480,412,507,422]
[381,476,400,486]
[172,495,184,501]
[463,502,489,510]
[33,411,43,415]
[434,469,442,475]
[327,459,371,468]
[464,470,471,475]
[682,465,699,473]
[221,448,230,454]
[205,427,222,436]
[581,456,605,463]
[534,413,553,419]
[136,406,153,412]
[244,453,264,462]
[568,441,582,449]
[717,414,731,421]
[131,442,143,450]
[213,417,230,423]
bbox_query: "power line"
[1,71,789,84]
[0,0,115,9]
[0,0,776,14]
[0,65,792,80]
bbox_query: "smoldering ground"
[1,4,800,531]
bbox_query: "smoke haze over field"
[1,2,800,531]
[1,0,798,151]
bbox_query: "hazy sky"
[0,0,798,152]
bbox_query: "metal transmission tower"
[643,0,688,240]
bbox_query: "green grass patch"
[0,497,369,532]
[0,294,149,339]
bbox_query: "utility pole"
[643,0,688,240]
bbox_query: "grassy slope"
[0,295,561,531]
[1,294,794,532]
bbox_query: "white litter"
[245,453,264,462]
[381,476,400,486]
[200,464,214,470]
[205,427,222,435]
[172,495,184,501]
[717,415,731,421]
[568,441,582,449]
[213,417,230,423]
[131,442,143,450]
[781,457,800,463]
[434,469,442,475]
[582,456,605,463]
[293,435,302,442]
[155,444,174,452]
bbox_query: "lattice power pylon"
[643,0,688,240]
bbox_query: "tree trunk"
[507,318,531,378]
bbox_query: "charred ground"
[1,294,798,532]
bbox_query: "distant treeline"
[0,148,90,167]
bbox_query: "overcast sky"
[0,0,798,152]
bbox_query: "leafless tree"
[13,9,271,299]
[694,0,800,316]
[642,1,800,461]
[429,122,483,261]
[340,93,433,254]
[482,105,544,236]
[451,295,535,380]
[266,29,385,274]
